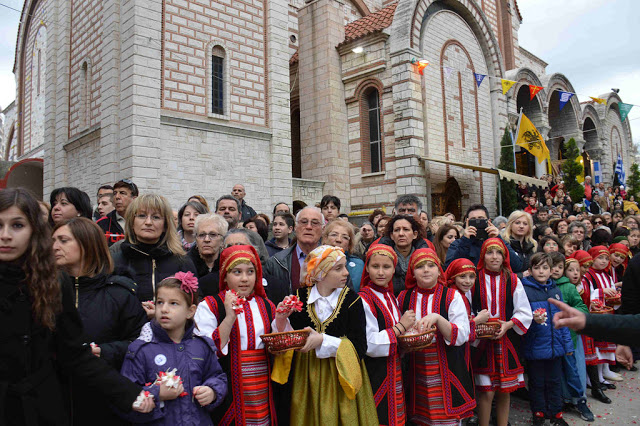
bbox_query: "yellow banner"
[516,113,550,165]
[590,97,607,105]
[501,79,516,95]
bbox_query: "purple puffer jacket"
[120,320,227,425]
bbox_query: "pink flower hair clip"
[173,271,199,303]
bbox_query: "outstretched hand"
[549,298,586,331]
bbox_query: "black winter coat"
[187,245,220,297]
[111,240,197,302]
[0,264,141,426]
[509,238,536,273]
[68,272,147,425]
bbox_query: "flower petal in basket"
[476,318,502,339]
[260,329,311,354]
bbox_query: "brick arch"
[542,73,580,114]
[603,94,633,149]
[352,77,384,101]
[581,104,603,142]
[410,0,504,78]
[507,67,548,106]
[14,0,48,156]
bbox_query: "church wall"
[515,47,546,77]
[162,0,267,127]
[155,122,274,211]
[420,9,496,214]
[68,0,103,138]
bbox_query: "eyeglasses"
[297,219,322,228]
[196,232,222,240]
[135,213,163,222]
[594,221,603,225]
[328,232,350,242]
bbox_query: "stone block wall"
[68,0,103,137]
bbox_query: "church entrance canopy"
[422,156,548,216]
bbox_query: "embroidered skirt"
[220,349,271,426]
[407,346,472,425]
[474,342,524,393]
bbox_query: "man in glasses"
[97,179,139,246]
[264,206,326,304]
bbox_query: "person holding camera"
[444,204,524,273]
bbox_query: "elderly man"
[264,206,344,304]
[232,184,257,222]
[215,195,242,229]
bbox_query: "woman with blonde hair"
[504,210,537,274]
[111,194,197,309]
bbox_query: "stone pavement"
[508,367,640,425]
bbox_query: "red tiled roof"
[513,0,523,22]
[339,2,397,47]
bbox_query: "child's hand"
[159,382,184,401]
[493,320,513,340]
[615,281,623,289]
[299,327,323,353]
[141,301,155,319]
[223,291,238,318]
[90,344,101,357]
[603,288,618,297]
[533,312,546,324]
[399,310,416,333]
[417,313,440,332]
[474,309,489,325]
[132,392,155,413]
[193,386,215,406]
[275,301,295,319]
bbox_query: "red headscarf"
[405,248,446,289]
[569,250,593,267]
[588,246,610,271]
[445,258,477,287]
[219,245,266,298]
[477,238,511,273]
[361,244,398,293]
[609,243,630,264]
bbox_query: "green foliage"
[497,127,518,215]
[561,138,584,203]
[627,163,640,199]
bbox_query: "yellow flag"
[590,97,607,105]
[516,113,550,165]
[501,79,516,95]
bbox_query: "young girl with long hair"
[0,188,144,424]
[398,248,475,425]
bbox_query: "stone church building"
[7,0,634,217]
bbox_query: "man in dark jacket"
[97,179,138,246]
[445,204,524,272]
[264,207,324,305]
[232,184,257,222]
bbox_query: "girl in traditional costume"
[360,244,415,425]
[609,242,630,287]
[273,245,378,425]
[471,238,532,426]
[398,248,475,425]
[445,258,490,344]
[194,245,278,425]
[582,247,622,385]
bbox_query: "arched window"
[37,50,41,94]
[361,87,383,173]
[211,46,225,115]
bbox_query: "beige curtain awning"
[421,157,548,188]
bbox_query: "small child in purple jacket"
[120,272,227,425]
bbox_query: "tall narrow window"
[37,50,42,94]
[367,89,382,173]
[211,47,225,115]
[81,62,89,129]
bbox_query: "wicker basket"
[397,326,436,352]
[476,318,502,339]
[260,329,310,354]
[605,294,622,307]
[590,305,614,315]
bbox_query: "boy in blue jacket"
[521,253,574,426]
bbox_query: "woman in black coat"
[109,194,197,311]
[52,218,148,424]
[0,188,146,426]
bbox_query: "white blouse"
[194,297,268,355]
[363,287,402,357]
[411,290,470,346]
[477,273,532,335]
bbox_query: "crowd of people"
[2,176,640,426]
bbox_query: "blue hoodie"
[520,276,574,360]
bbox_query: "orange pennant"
[590,97,607,105]
[529,85,543,100]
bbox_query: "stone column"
[298,0,350,208]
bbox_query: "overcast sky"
[1,0,638,144]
